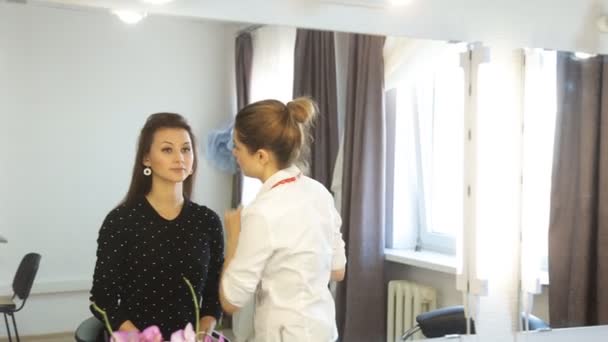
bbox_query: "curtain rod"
[237,24,264,36]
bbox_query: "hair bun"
[286,97,317,124]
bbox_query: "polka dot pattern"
[89,197,224,340]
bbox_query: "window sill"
[385,248,457,274]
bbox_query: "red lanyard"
[271,174,301,189]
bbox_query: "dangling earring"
[143,167,152,176]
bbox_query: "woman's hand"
[220,207,243,314]
[224,207,242,242]
[199,316,217,335]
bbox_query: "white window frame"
[386,40,467,256]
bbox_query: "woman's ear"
[256,149,270,165]
[142,155,151,167]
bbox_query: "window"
[387,44,557,266]
[240,26,296,206]
[386,40,467,255]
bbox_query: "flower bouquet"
[92,277,229,342]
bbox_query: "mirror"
[1,0,606,341]
[0,2,470,340]
[518,48,608,331]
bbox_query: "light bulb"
[141,0,175,4]
[574,52,596,59]
[389,0,411,7]
[113,10,148,24]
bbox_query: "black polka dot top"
[89,196,224,340]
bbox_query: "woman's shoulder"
[301,175,335,200]
[102,199,145,225]
[108,199,144,215]
[188,200,221,222]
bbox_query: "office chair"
[0,253,41,342]
[75,316,106,342]
[401,305,550,340]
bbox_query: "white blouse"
[222,165,347,342]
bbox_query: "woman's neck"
[255,152,285,182]
[146,178,184,208]
[260,165,281,183]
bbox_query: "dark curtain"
[231,32,253,208]
[335,33,387,342]
[548,52,608,327]
[293,29,339,188]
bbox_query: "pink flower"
[108,325,162,342]
[170,323,196,342]
[139,325,163,342]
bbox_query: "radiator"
[387,280,438,342]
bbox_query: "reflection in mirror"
[385,38,466,256]
[521,50,608,331]
[12,0,606,341]
[384,37,468,341]
[0,2,249,340]
[0,0,479,339]
[239,25,296,207]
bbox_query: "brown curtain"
[231,32,253,208]
[293,29,338,188]
[335,33,386,342]
[549,52,608,327]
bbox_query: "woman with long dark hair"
[90,113,223,340]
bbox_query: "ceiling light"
[112,10,148,24]
[389,0,411,6]
[141,0,175,4]
[574,52,596,59]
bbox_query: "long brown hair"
[235,97,316,169]
[121,113,198,206]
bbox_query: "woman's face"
[143,128,194,184]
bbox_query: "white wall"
[386,262,551,330]
[38,0,608,54]
[0,3,237,336]
[386,262,462,309]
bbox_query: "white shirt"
[222,165,347,342]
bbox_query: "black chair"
[0,253,41,342]
[74,316,106,342]
[521,312,551,331]
[401,305,550,340]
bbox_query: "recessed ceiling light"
[388,0,411,6]
[574,52,596,59]
[141,0,175,4]
[112,10,148,24]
